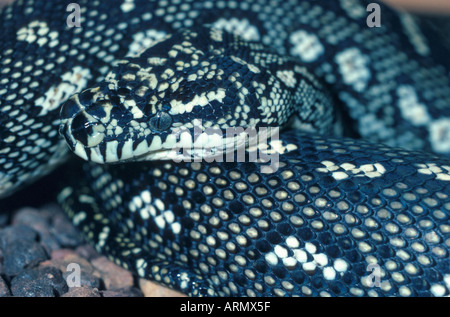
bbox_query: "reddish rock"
[44,252,95,274]
[61,286,101,297]
[75,244,100,260]
[139,278,186,297]
[12,207,48,232]
[40,251,103,289]
[0,0,14,7]
[91,256,134,290]
[50,248,78,261]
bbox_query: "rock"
[50,249,78,261]
[41,251,103,289]
[49,211,82,247]
[61,286,101,297]
[3,240,49,276]
[0,275,10,297]
[0,248,3,274]
[1,204,161,297]
[0,0,14,9]
[0,213,8,228]
[139,278,186,297]
[44,251,95,274]
[101,287,143,297]
[40,237,61,254]
[91,256,134,290]
[0,225,38,250]
[10,266,68,297]
[11,207,48,230]
[14,207,67,253]
[75,244,100,260]
[63,269,103,290]
[37,203,62,218]
[11,208,60,252]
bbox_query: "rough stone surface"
[75,244,99,260]
[12,208,59,252]
[61,286,101,297]
[139,278,186,297]
[0,0,13,7]
[10,266,68,297]
[0,225,38,250]
[11,205,81,253]
[50,211,82,247]
[91,256,134,290]
[42,251,95,275]
[0,248,3,274]
[3,240,49,276]
[101,287,143,297]
[41,250,103,289]
[12,208,49,231]
[0,203,184,297]
[0,275,10,297]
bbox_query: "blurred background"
[1,0,450,14]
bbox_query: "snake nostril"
[71,112,105,148]
[77,88,98,106]
[60,97,82,119]
[117,87,131,96]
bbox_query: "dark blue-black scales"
[0,0,449,296]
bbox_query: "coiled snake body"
[1,0,450,296]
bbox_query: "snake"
[1,0,449,297]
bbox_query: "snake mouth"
[60,107,277,164]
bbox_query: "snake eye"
[71,112,105,148]
[149,111,172,131]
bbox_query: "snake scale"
[1,0,450,297]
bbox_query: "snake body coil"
[0,0,450,296]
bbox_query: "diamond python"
[1,0,450,297]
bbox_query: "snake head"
[59,26,325,163]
